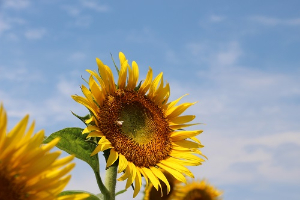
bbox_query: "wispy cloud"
[186,41,242,67]
[61,5,81,17]
[0,15,26,36]
[209,14,226,23]
[2,0,30,10]
[164,39,300,187]
[197,131,300,184]
[24,28,47,40]
[250,16,300,26]
[68,52,87,62]
[80,0,110,12]
[0,17,11,35]
[0,65,43,82]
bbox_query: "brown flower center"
[98,89,172,168]
[183,189,212,200]
[0,169,26,200]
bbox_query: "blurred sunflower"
[173,179,222,200]
[0,104,89,200]
[72,52,206,197]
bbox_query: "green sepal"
[71,112,91,125]
[110,53,119,75]
[116,189,127,196]
[43,127,99,173]
[59,190,100,200]
[134,81,142,91]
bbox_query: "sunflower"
[143,171,179,200]
[173,179,222,200]
[72,52,206,197]
[0,104,89,200]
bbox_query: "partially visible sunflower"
[72,52,206,197]
[0,104,89,200]
[143,171,179,200]
[173,179,222,200]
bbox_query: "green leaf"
[116,189,127,196]
[59,190,100,200]
[43,127,99,173]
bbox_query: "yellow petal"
[118,53,128,89]
[91,137,113,156]
[133,170,142,197]
[118,154,128,173]
[170,130,203,141]
[125,162,137,189]
[82,125,101,134]
[96,58,111,91]
[148,72,163,99]
[71,95,98,117]
[86,69,107,97]
[81,85,96,109]
[106,149,118,168]
[160,159,194,178]
[104,65,116,93]
[171,151,204,163]
[154,83,170,106]
[172,140,202,149]
[141,167,161,191]
[156,163,186,183]
[170,123,200,130]
[89,76,105,106]
[137,167,149,187]
[169,115,196,124]
[166,102,196,119]
[139,67,153,95]
[118,164,131,181]
[132,61,139,88]
[163,94,188,112]
[167,157,203,166]
[150,166,171,194]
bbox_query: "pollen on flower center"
[119,102,156,144]
[99,89,173,167]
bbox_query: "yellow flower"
[143,171,179,200]
[72,52,206,197]
[0,104,89,200]
[173,179,223,200]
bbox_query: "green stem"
[94,170,109,198]
[104,164,118,200]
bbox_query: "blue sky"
[1,0,300,199]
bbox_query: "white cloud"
[74,15,93,27]
[2,0,30,10]
[209,15,226,23]
[195,131,300,184]
[186,41,242,67]
[24,28,47,40]
[80,0,110,12]
[250,16,300,26]
[0,65,43,82]
[164,39,300,186]
[0,17,11,35]
[68,52,87,62]
[61,5,81,16]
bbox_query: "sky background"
[1,0,300,199]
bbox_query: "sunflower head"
[173,179,223,200]
[72,52,206,197]
[0,104,89,200]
